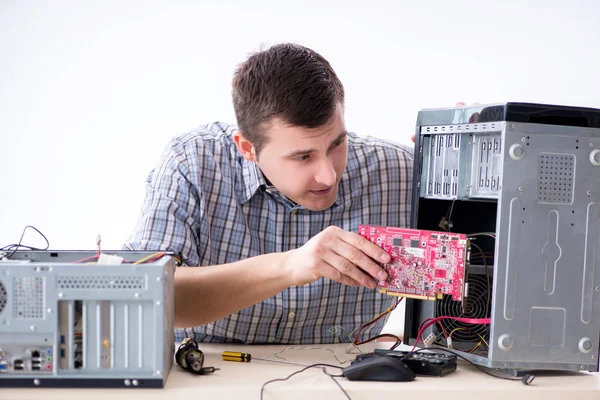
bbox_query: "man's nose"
[314,158,336,186]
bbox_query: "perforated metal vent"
[538,153,574,204]
[57,276,145,290]
[0,280,7,315]
[14,277,45,319]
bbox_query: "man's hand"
[283,226,391,289]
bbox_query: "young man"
[124,43,414,344]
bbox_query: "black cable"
[390,339,403,351]
[0,244,40,251]
[2,225,50,258]
[260,363,350,400]
[399,348,534,385]
[446,199,456,231]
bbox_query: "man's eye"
[295,155,310,161]
[329,136,346,150]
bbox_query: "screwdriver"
[222,351,309,366]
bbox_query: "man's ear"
[233,130,257,162]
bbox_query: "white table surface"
[2,342,599,400]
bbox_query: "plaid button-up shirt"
[124,122,413,344]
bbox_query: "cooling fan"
[435,273,491,344]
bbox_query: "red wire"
[413,316,491,351]
[354,334,402,346]
[353,298,403,346]
[437,321,448,339]
[353,313,389,344]
[73,255,99,264]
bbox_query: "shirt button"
[288,312,296,319]
[290,209,297,215]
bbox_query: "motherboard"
[358,225,469,302]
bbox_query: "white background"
[1,0,599,333]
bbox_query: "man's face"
[254,105,348,211]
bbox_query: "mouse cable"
[1,225,50,258]
[260,363,350,400]
[400,348,535,385]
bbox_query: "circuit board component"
[359,225,469,302]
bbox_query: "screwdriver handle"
[222,351,252,362]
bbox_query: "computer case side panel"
[489,122,600,371]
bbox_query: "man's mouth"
[309,187,332,196]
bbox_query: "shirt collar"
[238,156,267,204]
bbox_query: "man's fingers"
[319,262,363,287]
[332,234,389,283]
[323,252,377,288]
[338,230,391,264]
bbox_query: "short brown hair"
[232,43,345,156]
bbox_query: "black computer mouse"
[342,354,415,382]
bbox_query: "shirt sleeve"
[123,139,204,266]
